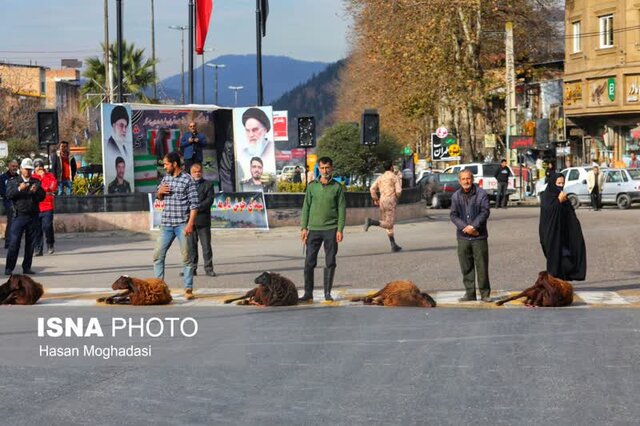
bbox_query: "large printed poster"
[130,107,219,191]
[101,104,135,193]
[148,192,269,230]
[232,106,276,192]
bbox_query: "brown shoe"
[185,289,195,300]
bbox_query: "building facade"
[564,0,640,167]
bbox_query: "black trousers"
[457,239,491,299]
[590,191,601,210]
[6,214,38,272]
[187,225,213,273]
[3,209,12,248]
[496,182,508,208]
[304,229,338,272]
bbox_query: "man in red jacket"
[32,159,58,256]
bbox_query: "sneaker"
[205,270,217,277]
[458,295,476,302]
[480,296,492,303]
[325,294,334,302]
[47,246,55,254]
[298,294,313,303]
[391,245,403,253]
[35,249,43,257]
[184,289,194,300]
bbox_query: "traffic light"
[37,110,59,148]
[297,115,316,148]
[361,109,379,146]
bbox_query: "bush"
[277,181,306,193]
[72,175,104,195]
[346,185,369,192]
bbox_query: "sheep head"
[111,275,133,291]
[254,271,273,286]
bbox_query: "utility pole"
[104,0,110,102]
[188,0,195,104]
[151,0,157,99]
[206,63,225,105]
[116,0,124,103]
[505,21,516,165]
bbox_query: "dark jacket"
[180,132,207,162]
[494,166,512,183]
[50,153,77,182]
[194,178,215,227]
[450,185,490,240]
[0,170,18,211]
[6,176,46,217]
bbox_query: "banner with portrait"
[148,192,269,230]
[232,106,276,192]
[101,103,135,194]
[130,106,219,191]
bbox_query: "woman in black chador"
[539,173,587,281]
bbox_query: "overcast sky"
[0,0,352,79]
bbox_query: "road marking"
[31,288,640,308]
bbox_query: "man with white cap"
[4,158,45,275]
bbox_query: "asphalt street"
[12,206,640,294]
[1,206,640,425]
[1,307,640,425]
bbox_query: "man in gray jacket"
[184,163,216,277]
[450,169,491,302]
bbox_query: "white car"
[443,163,516,201]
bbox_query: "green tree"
[316,122,401,184]
[84,135,103,165]
[81,41,157,110]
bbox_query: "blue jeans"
[153,224,193,289]
[58,180,72,195]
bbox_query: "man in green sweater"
[300,157,346,302]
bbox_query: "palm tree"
[81,41,157,110]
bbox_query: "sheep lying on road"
[0,274,44,305]
[224,271,298,306]
[351,280,437,307]
[97,276,173,305]
[496,271,573,307]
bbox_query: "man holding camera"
[5,158,46,275]
[180,122,207,173]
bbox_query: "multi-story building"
[564,0,640,167]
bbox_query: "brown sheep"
[0,274,44,305]
[224,271,298,306]
[351,280,437,308]
[97,276,172,305]
[496,271,573,307]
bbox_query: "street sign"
[403,146,411,155]
[435,126,448,138]
[431,134,460,161]
[0,141,7,159]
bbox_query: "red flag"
[195,0,213,55]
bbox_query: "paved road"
[2,307,640,425]
[2,206,640,425]
[16,206,640,295]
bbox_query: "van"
[443,163,516,201]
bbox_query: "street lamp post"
[200,48,214,103]
[228,85,244,106]
[206,63,226,105]
[168,24,188,104]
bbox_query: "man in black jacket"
[494,159,511,209]
[184,163,216,277]
[50,141,77,195]
[5,158,46,275]
[0,159,19,248]
[450,169,491,302]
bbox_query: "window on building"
[599,14,614,48]
[40,81,45,93]
[572,21,582,53]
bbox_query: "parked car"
[278,165,298,182]
[417,172,461,209]
[442,163,516,202]
[538,167,640,209]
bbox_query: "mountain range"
[158,54,331,107]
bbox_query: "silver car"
[567,168,640,209]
